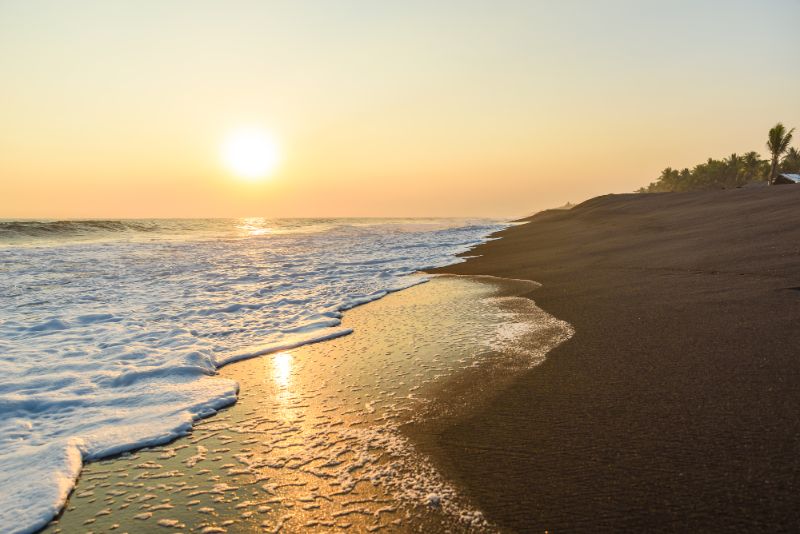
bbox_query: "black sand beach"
[36,187,800,533]
[427,186,800,531]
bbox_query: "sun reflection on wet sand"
[270,351,294,423]
[44,276,572,533]
[272,351,293,389]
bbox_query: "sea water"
[0,218,504,533]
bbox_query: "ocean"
[0,217,505,533]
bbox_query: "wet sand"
[430,187,800,531]
[43,275,570,533]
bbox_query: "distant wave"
[0,218,502,245]
[0,220,161,239]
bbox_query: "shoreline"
[43,274,570,533]
[32,185,800,532]
[1,218,507,534]
[428,187,800,531]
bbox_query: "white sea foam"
[0,218,504,533]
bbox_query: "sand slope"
[431,187,800,531]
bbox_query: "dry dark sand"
[425,187,800,532]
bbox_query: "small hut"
[774,173,800,185]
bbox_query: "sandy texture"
[428,187,800,531]
[43,275,569,533]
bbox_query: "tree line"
[639,123,798,193]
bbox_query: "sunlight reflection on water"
[272,351,293,389]
[236,217,273,236]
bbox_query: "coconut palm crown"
[767,123,795,184]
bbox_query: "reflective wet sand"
[44,275,571,533]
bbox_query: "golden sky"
[1,1,799,219]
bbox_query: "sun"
[221,127,280,181]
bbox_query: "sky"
[1,0,799,219]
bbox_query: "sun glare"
[221,127,280,181]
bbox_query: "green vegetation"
[639,123,798,192]
[767,123,796,183]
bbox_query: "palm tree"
[782,147,800,174]
[766,123,795,184]
[741,151,764,183]
[724,153,742,186]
